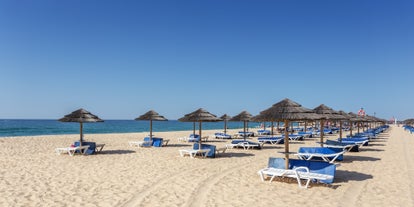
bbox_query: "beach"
[0,125,413,207]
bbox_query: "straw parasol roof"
[313,104,346,120]
[135,110,167,139]
[258,98,321,121]
[257,98,321,169]
[178,108,221,149]
[58,108,104,146]
[59,108,103,123]
[313,104,347,145]
[229,111,253,141]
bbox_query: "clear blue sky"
[0,0,413,120]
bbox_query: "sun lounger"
[55,145,90,156]
[179,149,211,158]
[257,129,271,135]
[258,157,336,188]
[215,132,232,139]
[295,147,345,163]
[238,131,255,137]
[129,137,152,148]
[322,140,359,152]
[226,140,263,150]
[258,166,333,188]
[257,136,284,145]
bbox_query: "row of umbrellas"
[59,98,386,168]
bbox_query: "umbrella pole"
[358,121,360,134]
[271,121,274,136]
[350,121,353,137]
[225,121,227,134]
[284,120,289,170]
[80,122,83,146]
[193,122,196,136]
[339,120,343,142]
[320,119,324,147]
[304,121,307,132]
[199,121,202,150]
[150,119,153,139]
[243,121,247,141]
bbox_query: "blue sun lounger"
[214,132,232,139]
[296,147,345,163]
[258,157,336,188]
[257,136,284,145]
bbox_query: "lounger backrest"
[151,137,163,147]
[193,143,216,158]
[74,141,96,155]
[268,157,286,169]
[298,147,344,161]
[289,159,336,184]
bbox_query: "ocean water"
[0,119,264,137]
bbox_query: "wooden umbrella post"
[284,120,290,169]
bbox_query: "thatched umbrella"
[135,110,167,139]
[257,98,321,168]
[229,111,253,141]
[58,108,104,146]
[178,108,222,149]
[220,114,232,134]
[404,118,414,125]
[313,104,347,146]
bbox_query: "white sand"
[0,125,413,207]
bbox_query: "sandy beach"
[0,125,413,207]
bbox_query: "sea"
[0,119,266,137]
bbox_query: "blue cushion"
[74,141,96,155]
[326,140,359,152]
[193,143,216,158]
[298,147,344,161]
[151,137,163,147]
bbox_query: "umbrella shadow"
[342,155,381,163]
[360,148,385,152]
[99,150,136,155]
[166,144,192,148]
[335,170,373,183]
[262,145,284,150]
[216,152,255,158]
[368,143,386,147]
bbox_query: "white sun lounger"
[129,140,152,148]
[179,149,211,158]
[226,141,263,150]
[55,145,90,156]
[258,167,333,188]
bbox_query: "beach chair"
[257,136,284,145]
[55,145,90,156]
[178,143,214,158]
[258,157,336,188]
[295,147,345,163]
[74,141,96,155]
[226,140,263,150]
[129,137,153,148]
[215,132,232,139]
[322,140,359,152]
